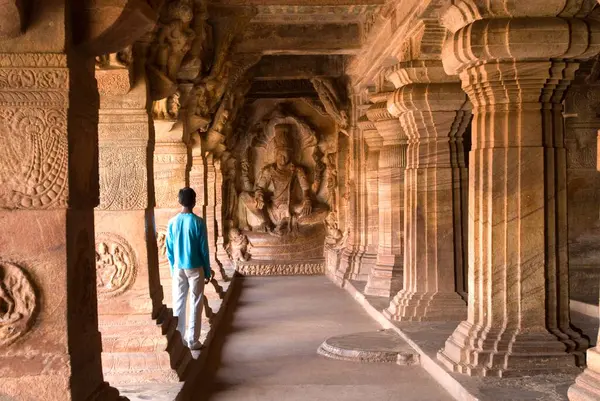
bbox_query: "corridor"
[202,276,453,401]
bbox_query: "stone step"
[102,352,181,385]
[317,329,420,365]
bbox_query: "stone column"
[154,119,188,307]
[437,9,599,376]
[358,119,382,277]
[364,97,405,297]
[94,48,189,385]
[0,48,123,401]
[385,63,469,321]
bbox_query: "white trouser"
[172,267,205,344]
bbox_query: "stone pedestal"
[363,97,405,297]
[0,50,118,400]
[437,12,598,376]
[95,59,189,385]
[385,67,469,321]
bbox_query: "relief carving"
[148,0,196,99]
[0,108,68,209]
[95,233,137,298]
[156,227,168,264]
[98,147,147,210]
[225,228,252,262]
[0,262,37,347]
[238,124,315,236]
[310,77,350,136]
[236,263,324,276]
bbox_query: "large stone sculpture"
[239,125,313,236]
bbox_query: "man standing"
[166,187,212,350]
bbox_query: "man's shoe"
[188,341,204,351]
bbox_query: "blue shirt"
[166,213,211,278]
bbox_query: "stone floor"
[113,275,600,401]
[346,280,600,401]
[202,276,454,401]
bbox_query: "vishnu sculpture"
[239,125,313,236]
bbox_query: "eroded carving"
[226,228,252,262]
[95,233,137,298]
[0,262,37,347]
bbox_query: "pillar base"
[364,259,403,298]
[100,307,192,385]
[437,321,586,377]
[568,348,600,400]
[385,291,466,322]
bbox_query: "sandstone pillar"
[385,64,469,321]
[437,8,599,376]
[364,97,405,297]
[94,47,189,385]
[358,118,382,277]
[0,2,128,396]
[154,115,188,307]
[0,49,122,401]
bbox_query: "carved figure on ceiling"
[238,125,313,236]
[311,77,350,136]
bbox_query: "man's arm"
[199,218,212,282]
[166,221,175,276]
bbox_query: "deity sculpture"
[95,242,131,291]
[238,125,313,236]
[226,228,252,262]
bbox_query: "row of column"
[350,6,600,388]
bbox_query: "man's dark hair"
[178,187,196,208]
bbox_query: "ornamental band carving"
[98,147,148,210]
[0,54,69,210]
[95,233,137,298]
[0,262,37,347]
[235,263,324,276]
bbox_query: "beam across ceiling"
[234,23,361,54]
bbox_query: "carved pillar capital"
[442,16,600,76]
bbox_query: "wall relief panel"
[98,147,148,210]
[95,233,137,298]
[0,54,68,210]
[0,262,37,347]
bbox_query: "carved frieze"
[235,263,324,276]
[95,233,137,298]
[0,262,37,347]
[98,146,148,210]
